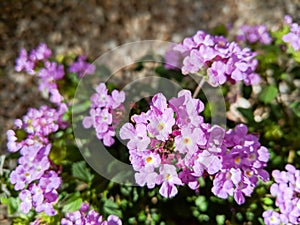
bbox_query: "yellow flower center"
[245,169,253,177]
[165,173,171,181]
[183,137,191,145]
[157,123,165,131]
[145,156,153,163]
[234,156,241,165]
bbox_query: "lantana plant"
[1,15,300,225]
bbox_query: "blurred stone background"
[0,0,300,152]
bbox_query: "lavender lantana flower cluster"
[82,83,125,147]
[15,43,96,105]
[120,91,269,203]
[165,30,260,86]
[263,164,300,225]
[236,25,272,45]
[7,106,65,216]
[15,43,52,75]
[282,15,300,51]
[69,55,96,78]
[61,202,122,225]
[14,43,64,104]
[212,124,270,204]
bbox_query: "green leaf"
[195,196,207,212]
[290,101,300,117]
[216,215,226,225]
[7,197,19,215]
[62,193,83,213]
[258,85,278,104]
[72,101,90,114]
[71,161,94,184]
[293,51,300,63]
[237,107,255,123]
[262,197,273,206]
[1,197,9,204]
[103,199,122,218]
[258,217,265,225]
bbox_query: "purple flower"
[61,203,122,225]
[193,149,222,176]
[263,210,283,225]
[111,90,125,109]
[85,210,103,224]
[119,123,150,151]
[182,50,204,74]
[83,83,125,147]
[7,105,65,216]
[164,46,184,70]
[178,169,199,190]
[207,61,227,86]
[19,190,33,214]
[236,25,272,45]
[158,165,183,198]
[211,124,269,204]
[69,55,96,78]
[38,170,61,193]
[147,107,175,141]
[135,168,159,189]
[10,165,33,190]
[7,130,22,153]
[282,15,300,51]
[107,215,122,225]
[120,91,267,201]
[283,33,300,51]
[15,48,35,75]
[61,211,83,225]
[174,127,205,154]
[38,61,64,95]
[167,30,260,86]
[263,164,300,224]
[30,43,52,61]
[31,184,44,206]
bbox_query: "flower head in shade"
[69,55,96,78]
[263,210,286,225]
[211,124,269,204]
[61,202,122,225]
[263,164,300,225]
[83,82,125,147]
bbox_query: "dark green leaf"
[290,101,300,117]
[71,161,94,183]
[237,107,255,123]
[103,199,122,218]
